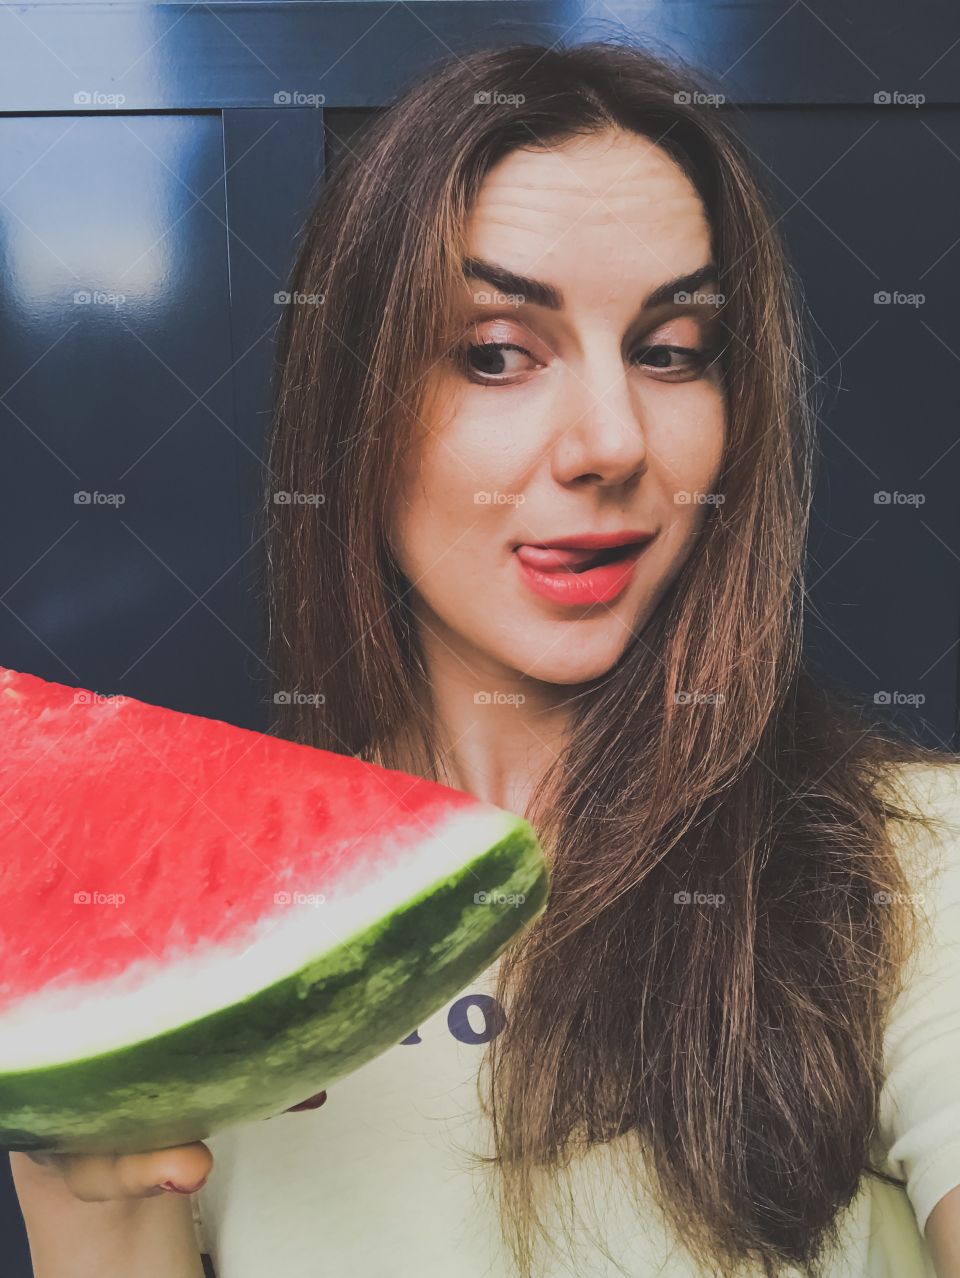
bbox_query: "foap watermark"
[472,289,524,308]
[74,90,126,108]
[674,90,725,107]
[473,90,526,106]
[474,890,526,907]
[674,289,725,306]
[73,289,126,309]
[274,290,325,307]
[874,490,925,506]
[274,90,326,106]
[474,691,526,706]
[273,690,326,707]
[874,890,925,905]
[274,890,326,908]
[74,490,126,506]
[674,690,724,706]
[474,491,525,505]
[73,691,126,707]
[273,490,325,505]
[674,490,725,505]
[74,890,126,907]
[873,690,926,707]
[874,90,925,108]
[673,890,726,906]
[874,290,925,307]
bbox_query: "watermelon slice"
[0,665,548,1154]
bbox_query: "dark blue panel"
[584,0,960,105]
[0,113,258,724]
[222,106,327,724]
[0,2,579,110]
[734,107,960,747]
[0,1,957,110]
[0,1156,31,1274]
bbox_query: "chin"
[509,643,630,688]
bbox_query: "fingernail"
[159,1176,208,1194]
[284,1089,327,1112]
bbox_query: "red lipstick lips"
[513,530,655,606]
[517,530,654,551]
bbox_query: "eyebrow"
[461,256,718,312]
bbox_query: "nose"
[550,353,649,488]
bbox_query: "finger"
[138,1142,213,1197]
[61,1143,212,1202]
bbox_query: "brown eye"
[631,344,715,377]
[458,341,540,384]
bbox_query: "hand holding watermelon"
[15,1141,213,1201]
[14,1085,329,1201]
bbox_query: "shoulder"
[877,757,960,1009]
[878,756,960,827]
[879,758,960,902]
[874,758,960,1235]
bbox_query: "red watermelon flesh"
[0,665,549,1153]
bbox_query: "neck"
[398,608,581,819]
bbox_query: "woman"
[13,38,960,1278]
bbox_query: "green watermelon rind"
[0,815,549,1154]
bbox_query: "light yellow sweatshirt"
[193,760,960,1278]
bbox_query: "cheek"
[646,390,725,563]
[429,367,544,480]
[394,407,535,565]
[438,403,536,494]
[654,385,726,493]
[386,432,505,588]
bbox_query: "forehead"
[465,130,712,301]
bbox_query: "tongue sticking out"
[515,544,632,573]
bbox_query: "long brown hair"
[264,38,960,1278]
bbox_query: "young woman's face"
[389,128,727,687]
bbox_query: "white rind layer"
[0,804,520,1071]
